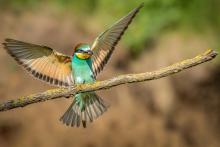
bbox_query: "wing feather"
[91,3,144,76]
[3,39,74,87]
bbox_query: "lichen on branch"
[0,49,218,112]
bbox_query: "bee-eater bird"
[2,3,143,127]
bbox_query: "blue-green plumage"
[72,55,94,84]
[60,44,107,128]
[72,54,94,110]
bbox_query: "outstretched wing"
[3,39,74,87]
[91,3,144,76]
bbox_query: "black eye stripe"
[77,49,90,53]
[77,49,84,53]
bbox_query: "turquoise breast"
[71,55,94,84]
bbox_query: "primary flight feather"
[2,3,144,128]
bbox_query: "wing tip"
[2,38,9,47]
[4,38,14,42]
[135,2,144,13]
[2,42,7,47]
[4,38,28,45]
[2,42,9,51]
[2,38,20,48]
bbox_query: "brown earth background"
[0,1,220,147]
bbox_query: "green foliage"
[94,0,220,55]
[1,0,220,54]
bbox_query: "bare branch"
[0,49,218,112]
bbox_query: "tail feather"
[60,92,108,128]
[76,106,81,127]
[70,110,76,127]
[60,103,72,125]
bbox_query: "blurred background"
[0,0,220,147]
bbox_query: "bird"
[2,3,144,128]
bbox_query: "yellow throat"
[75,52,91,59]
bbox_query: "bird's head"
[73,43,93,60]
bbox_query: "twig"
[0,49,218,112]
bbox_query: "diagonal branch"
[0,49,218,112]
